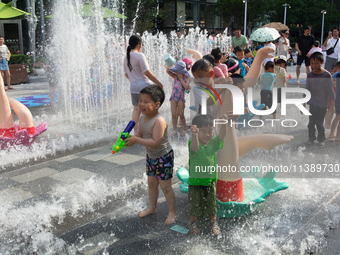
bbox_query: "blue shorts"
[0,58,9,70]
[146,149,174,181]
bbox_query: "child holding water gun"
[166,60,191,136]
[125,85,176,224]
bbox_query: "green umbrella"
[250,27,280,42]
[45,3,126,19]
[0,2,30,19]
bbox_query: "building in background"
[158,0,223,34]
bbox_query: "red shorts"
[18,126,35,136]
[216,178,244,202]
[0,127,16,138]
[0,126,35,138]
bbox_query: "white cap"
[279,55,287,62]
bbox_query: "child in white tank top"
[125,85,176,224]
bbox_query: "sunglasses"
[285,33,289,35]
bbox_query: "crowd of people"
[122,33,299,235]
[1,26,339,236]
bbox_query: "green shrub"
[8,54,31,65]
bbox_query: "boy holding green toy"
[188,114,227,235]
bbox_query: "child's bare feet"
[139,208,157,218]
[188,221,200,234]
[165,212,176,224]
[210,221,221,236]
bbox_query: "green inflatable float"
[177,167,289,218]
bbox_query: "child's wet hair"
[234,46,244,54]
[244,48,251,54]
[314,40,320,47]
[202,54,216,67]
[225,57,239,73]
[211,48,223,61]
[335,61,340,69]
[140,85,165,106]
[230,73,245,86]
[192,58,213,73]
[192,114,214,128]
[264,61,275,70]
[310,52,324,62]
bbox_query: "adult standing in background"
[124,35,163,134]
[0,36,13,91]
[323,27,340,72]
[278,30,290,59]
[247,36,253,50]
[263,41,276,67]
[295,26,315,84]
[231,28,249,52]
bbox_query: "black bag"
[327,39,339,55]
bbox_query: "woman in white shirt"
[0,36,13,90]
[324,27,340,72]
[124,35,163,134]
[278,30,290,59]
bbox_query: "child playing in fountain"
[274,56,288,109]
[232,46,249,77]
[191,58,231,117]
[125,85,176,224]
[307,41,322,58]
[304,52,335,146]
[188,114,227,235]
[166,60,191,136]
[260,61,277,120]
[244,48,254,69]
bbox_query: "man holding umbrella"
[295,26,315,84]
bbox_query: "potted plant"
[8,54,31,84]
[33,61,46,76]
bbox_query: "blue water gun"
[112,120,136,154]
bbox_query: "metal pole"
[282,4,290,26]
[321,11,326,46]
[26,0,31,54]
[39,0,46,56]
[244,0,247,36]
[284,6,287,25]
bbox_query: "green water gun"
[112,120,135,154]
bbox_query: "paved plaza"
[1,64,340,254]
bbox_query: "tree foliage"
[215,0,340,33]
[118,0,161,33]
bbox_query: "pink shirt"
[307,47,322,56]
[213,63,228,79]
